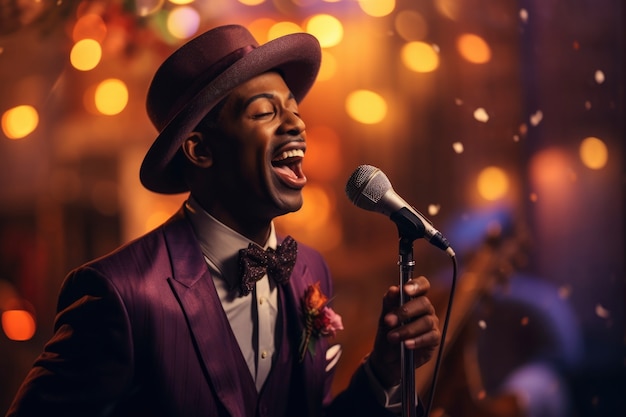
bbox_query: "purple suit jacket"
[6,208,403,417]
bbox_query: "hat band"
[201,44,256,85]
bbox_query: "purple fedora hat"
[140,24,321,194]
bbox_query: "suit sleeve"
[324,362,425,417]
[5,266,134,417]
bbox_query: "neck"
[192,194,272,246]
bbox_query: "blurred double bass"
[416,224,529,417]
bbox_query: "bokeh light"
[72,13,107,42]
[401,41,440,73]
[268,21,303,40]
[457,33,491,64]
[579,136,608,170]
[275,184,342,251]
[434,0,462,20]
[247,18,276,44]
[94,79,129,115]
[358,0,395,17]
[2,310,36,341]
[1,105,39,139]
[306,14,343,48]
[70,38,102,71]
[395,10,428,41]
[304,125,342,181]
[166,6,200,39]
[238,0,265,5]
[345,90,387,124]
[477,166,509,201]
[318,50,337,81]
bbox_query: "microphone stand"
[398,236,416,417]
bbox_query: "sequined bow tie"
[238,236,298,297]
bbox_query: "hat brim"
[140,32,321,194]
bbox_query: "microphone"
[345,164,454,255]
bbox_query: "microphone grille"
[345,165,392,211]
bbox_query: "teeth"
[273,149,304,162]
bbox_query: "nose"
[279,110,306,136]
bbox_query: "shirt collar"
[184,197,277,289]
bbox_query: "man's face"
[208,71,308,221]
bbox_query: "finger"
[378,286,400,327]
[387,313,439,343]
[389,296,435,326]
[403,276,431,297]
[404,327,441,350]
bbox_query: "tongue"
[273,162,306,188]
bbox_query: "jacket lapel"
[284,258,328,417]
[162,209,256,417]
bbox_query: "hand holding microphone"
[345,164,456,417]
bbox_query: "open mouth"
[271,144,307,189]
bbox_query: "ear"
[182,132,213,168]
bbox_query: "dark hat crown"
[146,25,258,132]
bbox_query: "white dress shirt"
[185,197,404,410]
[185,197,277,391]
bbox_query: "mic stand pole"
[398,236,416,417]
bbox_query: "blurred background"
[0,0,623,416]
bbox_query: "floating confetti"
[474,107,489,123]
[455,98,463,106]
[519,123,528,135]
[428,204,440,216]
[478,320,487,329]
[519,9,529,23]
[585,100,592,110]
[521,316,529,326]
[513,134,520,142]
[558,285,572,299]
[529,192,538,202]
[595,304,610,319]
[530,110,543,126]
[594,70,605,84]
[452,142,464,153]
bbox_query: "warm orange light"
[134,0,166,16]
[306,14,343,48]
[457,33,491,64]
[94,79,128,115]
[238,0,265,5]
[72,14,107,42]
[345,90,387,124]
[477,166,509,201]
[358,0,396,17]
[434,0,462,20]
[2,105,39,139]
[395,10,428,41]
[2,310,36,341]
[166,6,200,39]
[70,38,102,71]
[317,50,337,81]
[275,184,342,251]
[268,21,303,40]
[304,125,342,181]
[248,18,276,44]
[579,136,608,170]
[401,41,440,73]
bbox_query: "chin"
[272,194,303,216]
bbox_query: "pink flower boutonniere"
[299,282,344,362]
